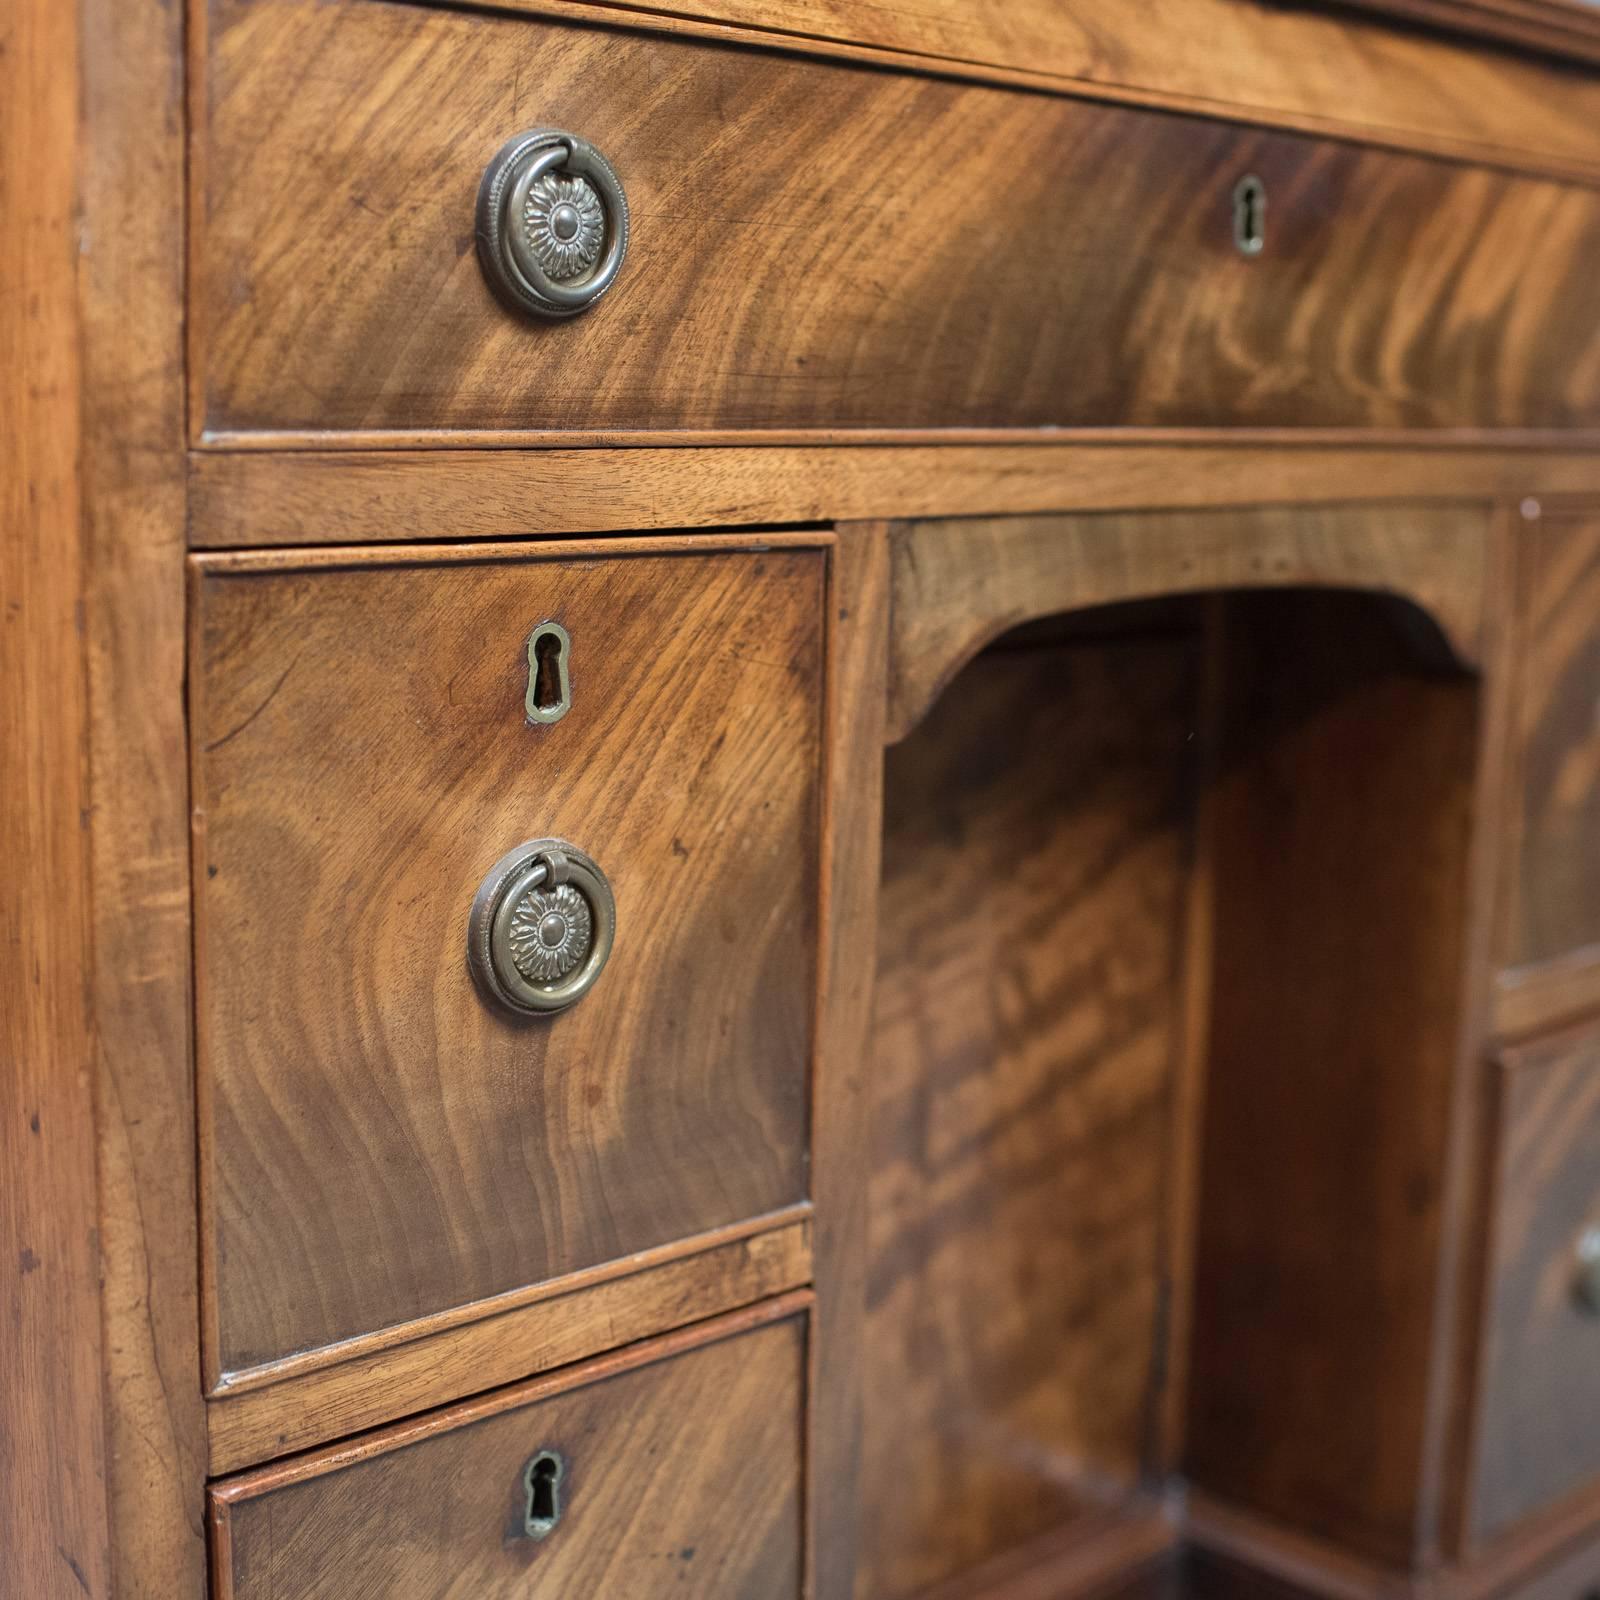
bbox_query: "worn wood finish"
[1503,512,1600,975]
[208,1212,812,1474]
[192,538,826,1378]
[810,525,891,1600]
[886,505,1490,744]
[196,2,1600,440]
[187,444,1600,548]
[1331,0,1600,66]
[81,0,209,1590]
[211,1298,810,1599]
[0,1,112,1595]
[362,0,1600,183]
[1467,1024,1600,1543]
[861,625,1204,1596]
[1187,592,1481,1566]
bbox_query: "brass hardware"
[526,621,572,726]
[468,840,615,1016]
[1575,1225,1600,1315]
[521,1449,566,1541]
[477,128,629,320]
[1233,174,1266,257]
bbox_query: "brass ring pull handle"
[1575,1225,1600,1316]
[476,129,630,319]
[468,840,616,1016]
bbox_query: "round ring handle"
[476,129,630,320]
[468,839,616,1016]
[1575,1225,1600,1316]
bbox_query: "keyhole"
[524,621,572,726]
[1233,174,1266,257]
[522,1449,566,1541]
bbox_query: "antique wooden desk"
[8,0,1600,1595]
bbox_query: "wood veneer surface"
[861,625,1202,1596]
[198,0,1600,437]
[192,544,824,1376]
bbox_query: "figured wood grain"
[860,626,1204,1597]
[0,0,111,1593]
[186,444,1600,548]
[1186,593,1480,1566]
[886,505,1490,744]
[192,538,825,1377]
[810,525,891,1600]
[1468,1025,1600,1541]
[1331,0,1600,65]
[197,0,1600,439]
[211,1299,810,1599]
[298,0,1600,184]
[1504,513,1600,973]
[207,1213,811,1473]
[80,0,209,1589]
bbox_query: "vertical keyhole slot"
[522,1449,566,1541]
[1233,174,1266,257]
[525,621,572,726]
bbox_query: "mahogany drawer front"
[195,0,1600,439]
[1504,513,1600,974]
[191,541,824,1379]
[1470,1024,1600,1542]
[210,1306,807,1599]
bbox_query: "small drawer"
[194,0,1600,439]
[191,539,824,1378]
[1469,1023,1600,1542]
[1503,512,1600,975]
[209,1304,807,1599]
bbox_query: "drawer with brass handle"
[208,1302,807,1599]
[189,537,826,1382]
[195,0,1600,439]
[1467,1020,1600,1545]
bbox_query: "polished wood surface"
[0,1,111,1594]
[885,505,1490,744]
[197,1,1600,440]
[207,1211,811,1473]
[211,1300,809,1599]
[407,0,1600,182]
[1504,511,1600,976]
[191,539,824,1377]
[1187,593,1480,1565]
[810,524,892,1600]
[83,0,210,1587]
[186,444,1600,549]
[1332,0,1600,65]
[861,624,1203,1596]
[1468,1024,1600,1542]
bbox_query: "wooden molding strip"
[188,444,1600,549]
[210,1200,814,1399]
[207,1216,813,1474]
[1335,0,1600,66]
[211,1289,814,1498]
[378,0,1600,188]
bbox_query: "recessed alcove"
[860,580,1482,1599]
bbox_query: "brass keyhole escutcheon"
[522,1449,566,1541]
[525,621,572,726]
[1233,174,1266,257]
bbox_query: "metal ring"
[467,838,616,1016]
[476,129,630,320]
